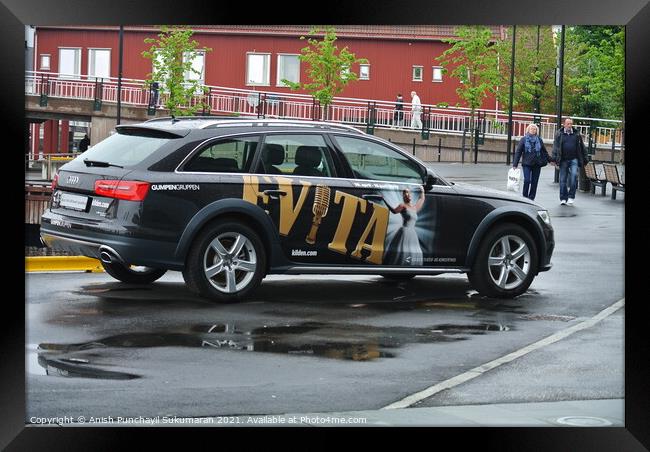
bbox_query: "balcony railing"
[26,71,624,148]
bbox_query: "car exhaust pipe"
[99,251,113,264]
[98,246,123,265]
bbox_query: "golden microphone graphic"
[306,184,331,245]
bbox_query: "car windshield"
[77,132,171,167]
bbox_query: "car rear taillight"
[51,173,59,190]
[95,180,150,201]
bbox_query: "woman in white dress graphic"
[382,186,425,266]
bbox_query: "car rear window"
[79,132,172,167]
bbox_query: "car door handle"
[362,194,383,202]
[263,190,287,199]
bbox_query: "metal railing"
[26,70,624,148]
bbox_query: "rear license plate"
[59,192,90,211]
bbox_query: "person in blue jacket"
[512,123,550,201]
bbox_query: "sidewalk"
[234,398,623,426]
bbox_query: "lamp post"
[506,25,516,166]
[116,25,124,125]
[554,25,565,183]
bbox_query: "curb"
[25,256,104,273]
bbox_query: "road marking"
[381,298,625,410]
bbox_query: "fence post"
[461,128,467,164]
[39,74,48,107]
[610,129,616,163]
[93,78,103,111]
[438,137,442,162]
[412,138,416,156]
[366,101,376,135]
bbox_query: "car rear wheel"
[468,223,538,298]
[183,221,266,303]
[101,261,167,284]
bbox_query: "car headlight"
[538,210,551,225]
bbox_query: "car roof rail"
[202,118,365,133]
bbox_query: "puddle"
[32,320,514,379]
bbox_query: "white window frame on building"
[276,53,300,87]
[88,48,111,80]
[412,65,423,82]
[58,47,81,79]
[359,64,370,80]
[432,66,443,82]
[183,50,206,87]
[246,52,271,86]
[40,54,50,71]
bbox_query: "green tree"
[282,27,367,119]
[142,26,212,116]
[498,26,557,115]
[564,26,624,121]
[437,26,502,146]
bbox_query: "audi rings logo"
[66,175,80,185]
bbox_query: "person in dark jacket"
[79,134,90,153]
[551,118,589,206]
[393,93,404,128]
[513,123,550,201]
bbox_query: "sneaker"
[560,200,567,205]
[567,198,575,205]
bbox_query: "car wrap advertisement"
[242,175,438,266]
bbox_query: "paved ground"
[25,163,624,426]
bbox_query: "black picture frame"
[4,0,646,448]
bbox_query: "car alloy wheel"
[487,235,531,290]
[467,223,538,298]
[183,221,266,302]
[203,232,257,294]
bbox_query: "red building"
[34,25,504,106]
[30,25,505,154]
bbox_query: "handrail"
[25,70,624,147]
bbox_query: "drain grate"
[518,314,576,322]
[555,416,612,427]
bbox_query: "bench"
[584,161,607,196]
[602,163,625,200]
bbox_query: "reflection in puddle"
[34,320,513,379]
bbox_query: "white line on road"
[381,298,625,410]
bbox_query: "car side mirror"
[424,173,437,191]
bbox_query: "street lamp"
[554,25,565,183]
[506,25,517,166]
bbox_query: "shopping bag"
[507,167,522,192]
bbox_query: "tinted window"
[333,136,424,183]
[79,132,171,167]
[257,134,335,178]
[184,136,259,173]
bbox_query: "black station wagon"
[40,117,554,302]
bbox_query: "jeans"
[522,165,541,200]
[559,158,579,201]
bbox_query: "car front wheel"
[468,223,538,298]
[183,221,266,303]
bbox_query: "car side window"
[332,135,425,183]
[257,134,336,178]
[183,136,259,173]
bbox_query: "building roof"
[35,25,506,41]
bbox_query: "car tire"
[183,221,266,303]
[101,261,167,284]
[380,274,416,281]
[468,223,538,298]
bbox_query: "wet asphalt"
[25,163,624,421]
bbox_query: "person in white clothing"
[410,91,422,129]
